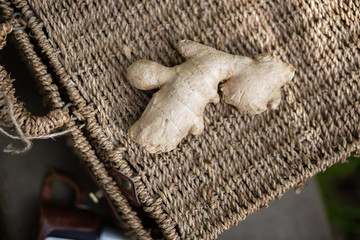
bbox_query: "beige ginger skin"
[127,40,295,153]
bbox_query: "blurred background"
[0,33,359,240]
[316,157,360,240]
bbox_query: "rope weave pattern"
[0,19,70,138]
[0,67,70,137]
[1,0,359,239]
[0,21,12,50]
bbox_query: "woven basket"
[0,1,359,239]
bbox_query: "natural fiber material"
[0,67,70,137]
[0,21,12,49]
[0,21,74,152]
[0,0,359,239]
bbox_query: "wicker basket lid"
[0,1,359,239]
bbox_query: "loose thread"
[0,95,80,154]
[1,94,31,153]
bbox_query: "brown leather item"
[35,205,101,240]
[41,168,86,205]
[32,169,101,240]
[109,169,141,207]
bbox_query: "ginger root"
[220,54,295,114]
[127,40,295,153]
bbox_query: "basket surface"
[0,0,359,239]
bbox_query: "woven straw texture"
[0,0,359,239]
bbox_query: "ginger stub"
[127,40,295,153]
